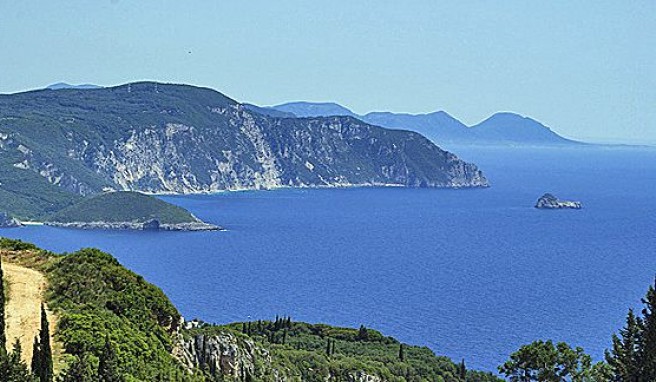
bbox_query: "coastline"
[43,221,222,232]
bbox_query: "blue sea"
[2,145,655,372]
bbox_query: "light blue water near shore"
[2,146,655,372]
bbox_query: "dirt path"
[3,262,59,367]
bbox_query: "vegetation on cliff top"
[0,238,499,381]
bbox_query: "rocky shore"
[535,193,582,209]
[44,219,221,231]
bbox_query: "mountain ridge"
[0,82,488,219]
[267,101,581,146]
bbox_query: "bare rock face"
[175,331,272,380]
[0,82,489,196]
[535,193,582,209]
[0,212,21,227]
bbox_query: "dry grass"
[2,252,65,373]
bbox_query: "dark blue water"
[2,146,655,372]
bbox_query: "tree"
[37,304,53,382]
[0,339,33,382]
[98,335,122,382]
[499,340,600,382]
[458,359,467,380]
[61,353,97,382]
[399,344,405,362]
[357,325,369,341]
[0,256,6,353]
[606,309,641,382]
[30,336,40,378]
[640,279,656,381]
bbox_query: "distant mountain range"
[0,82,487,220]
[46,82,103,90]
[251,102,581,146]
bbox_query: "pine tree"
[640,279,656,381]
[606,309,641,382]
[399,344,405,362]
[36,304,53,382]
[0,255,6,353]
[98,335,122,382]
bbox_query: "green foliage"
[498,340,602,382]
[0,157,82,221]
[98,335,123,382]
[46,191,197,224]
[34,305,53,382]
[46,248,188,381]
[0,339,34,382]
[60,353,97,382]
[0,238,38,252]
[195,319,502,382]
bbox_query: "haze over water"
[2,146,655,372]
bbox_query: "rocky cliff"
[0,82,488,201]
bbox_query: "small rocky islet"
[535,193,582,209]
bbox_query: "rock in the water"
[142,219,160,230]
[0,212,22,227]
[535,193,582,209]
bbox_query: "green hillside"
[46,191,198,224]
[0,239,501,382]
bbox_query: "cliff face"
[174,331,383,382]
[0,82,488,198]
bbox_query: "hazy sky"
[1,1,654,143]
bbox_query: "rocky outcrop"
[0,212,21,228]
[0,82,489,198]
[174,331,273,380]
[44,220,221,231]
[174,329,386,382]
[535,193,582,209]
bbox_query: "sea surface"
[2,145,656,372]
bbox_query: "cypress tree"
[31,335,41,377]
[399,344,405,362]
[458,359,467,380]
[641,278,656,381]
[606,309,641,382]
[357,325,369,341]
[0,255,6,353]
[326,339,331,356]
[98,335,122,382]
[38,304,53,382]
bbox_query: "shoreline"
[43,221,222,232]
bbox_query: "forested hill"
[0,238,501,381]
[0,82,488,200]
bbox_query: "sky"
[0,1,654,144]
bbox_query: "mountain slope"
[0,82,488,209]
[269,102,580,146]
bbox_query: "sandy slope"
[3,262,59,367]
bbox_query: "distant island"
[535,193,582,209]
[254,101,583,147]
